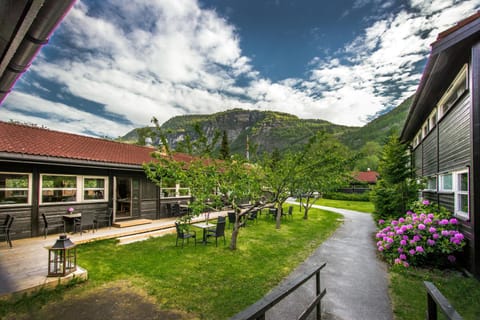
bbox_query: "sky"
[2,0,480,138]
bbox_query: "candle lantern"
[48,234,77,277]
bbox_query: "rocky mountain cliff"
[120,96,412,156]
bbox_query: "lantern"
[48,234,77,277]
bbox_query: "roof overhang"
[0,0,75,104]
[400,12,480,143]
[0,152,146,172]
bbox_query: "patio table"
[63,213,82,233]
[192,222,214,244]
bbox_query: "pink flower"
[416,246,424,253]
[427,213,435,219]
[378,219,385,224]
[400,239,407,246]
[409,249,416,255]
[398,217,405,223]
[427,239,436,246]
[68,207,74,213]
[432,233,439,240]
[422,199,430,205]
[439,219,449,225]
[378,246,384,252]
[399,254,407,260]
[403,261,410,267]
[449,218,458,225]
[413,235,421,242]
[429,227,436,233]
[418,224,426,230]
[394,258,402,264]
[441,230,449,236]
[392,220,398,226]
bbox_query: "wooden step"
[117,227,176,245]
[112,219,152,228]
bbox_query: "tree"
[292,132,352,219]
[260,150,302,229]
[143,117,261,249]
[219,130,230,160]
[371,134,420,221]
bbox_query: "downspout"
[0,0,76,103]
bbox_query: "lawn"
[390,267,480,319]
[311,198,374,213]
[1,206,342,320]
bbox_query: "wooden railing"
[231,263,326,320]
[424,281,463,320]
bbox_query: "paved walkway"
[267,203,393,320]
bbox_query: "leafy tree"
[371,134,420,221]
[292,132,352,219]
[219,130,230,160]
[354,141,382,171]
[144,118,262,249]
[260,150,303,229]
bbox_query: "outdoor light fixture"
[47,235,77,277]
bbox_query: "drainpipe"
[0,0,76,104]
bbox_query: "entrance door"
[115,177,132,219]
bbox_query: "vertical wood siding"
[422,127,438,176]
[438,95,471,172]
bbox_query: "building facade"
[0,121,191,239]
[400,12,480,276]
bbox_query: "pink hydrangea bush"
[376,200,465,268]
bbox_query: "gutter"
[0,0,76,104]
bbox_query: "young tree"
[219,130,230,160]
[260,150,302,229]
[371,134,420,221]
[144,117,261,249]
[293,132,352,219]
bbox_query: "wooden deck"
[0,212,224,298]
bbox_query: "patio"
[0,211,224,298]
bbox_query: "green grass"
[313,198,374,213]
[390,267,480,320]
[1,206,342,319]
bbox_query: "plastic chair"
[74,214,96,235]
[175,222,196,248]
[206,219,226,247]
[94,208,113,230]
[41,213,66,238]
[287,205,293,220]
[227,211,236,229]
[0,215,14,248]
[247,210,258,224]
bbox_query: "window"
[425,176,437,191]
[439,173,453,191]
[438,64,468,119]
[41,175,77,203]
[455,171,469,218]
[41,174,108,204]
[0,172,31,206]
[83,177,107,201]
[429,109,437,129]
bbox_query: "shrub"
[323,191,371,202]
[375,200,465,268]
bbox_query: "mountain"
[120,96,413,155]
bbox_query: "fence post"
[426,292,437,320]
[316,269,321,320]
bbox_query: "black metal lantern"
[48,235,77,277]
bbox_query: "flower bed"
[376,200,465,268]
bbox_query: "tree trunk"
[229,203,240,250]
[303,197,310,219]
[275,203,283,229]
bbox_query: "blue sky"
[2,0,480,138]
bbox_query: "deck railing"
[424,281,463,320]
[230,263,326,320]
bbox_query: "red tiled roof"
[353,171,379,184]
[0,121,192,166]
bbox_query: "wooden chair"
[206,219,226,247]
[175,222,196,248]
[41,213,66,238]
[0,215,14,248]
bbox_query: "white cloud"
[5,0,480,137]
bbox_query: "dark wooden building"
[0,121,191,239]
[400,12,480,277]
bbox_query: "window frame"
[0,172,32,207]
[437,64,468,120]
[454,170,469,219]
[424,176,437,191]
[40,174,109,205]
[439,173,453,192]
